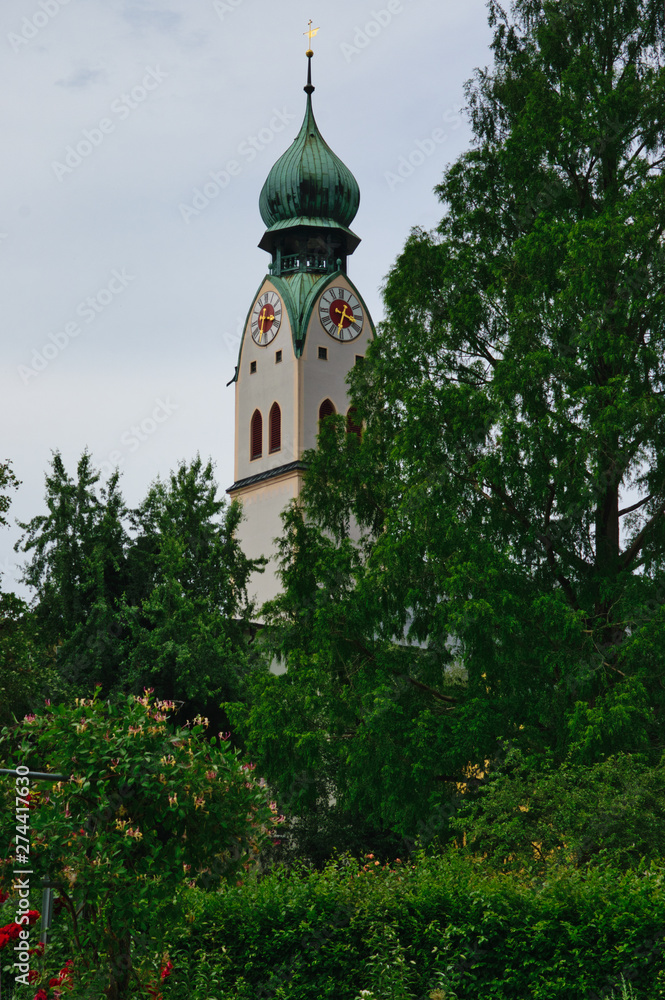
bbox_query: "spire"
[257,41,361,269]
[304,50,314,95]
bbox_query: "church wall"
[233,470,304,609]
[234,279,298,482]
[300,276,373,453]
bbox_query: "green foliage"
[232,499,466,857]
[122,457,265,715]
[0,460,19,534]
[0,692,280,998]
[242,0,665,857]
[0,460,55,725]
[14,453,266,726]
[453,748,665,872]
[0,592,56,728]
[164,851,665,1000]
[15,450,130,690]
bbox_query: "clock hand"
[258,308,275,332]
[339,305,355,329]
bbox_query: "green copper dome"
[259,92,360,231]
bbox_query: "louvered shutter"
[318,398,336,421]
[269,402,281,453]
[251,410,262,459]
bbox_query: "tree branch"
[404,675,457,703]
[620,498,665,568]
[618,494,652,517]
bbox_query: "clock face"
[319,287,363,342]
[251,291,282,346]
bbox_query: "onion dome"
[258,53,360,268]
[259,95,360,230]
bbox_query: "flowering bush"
[0,909,39,950]
[0,692,281,999]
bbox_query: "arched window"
[250,409,262,460]
[346,406,362,440]
[318,398,336,422]
[269,402,281,453]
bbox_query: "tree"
[15,451,130,693]
[123,457,266,727]
[451,746,665,872]
[233,500,466,857]
[0,461,19,535]
[0,460,54,724]
[311,0,665,754]
[15,454,267,727]
[242,0,665,852]
[0,692,281,999]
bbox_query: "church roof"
[258,70,360,234]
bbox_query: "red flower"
[49,959,73,987]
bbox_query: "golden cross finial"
[304,19,319,54]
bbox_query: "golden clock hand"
[259,307,275,332]
[340,305,355,328]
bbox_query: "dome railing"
[272,252,336,275]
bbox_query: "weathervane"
[304,19,320,56]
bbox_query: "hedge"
[164,851,665,1000]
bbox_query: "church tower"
[227,48,375,608]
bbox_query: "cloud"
[121,3,182,32]
[56,67,104,89]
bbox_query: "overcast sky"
[1,0,493,597]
